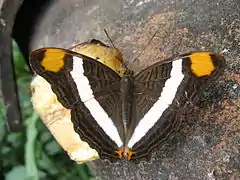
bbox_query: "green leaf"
[0,111,6,143]
[76,164,93,180]
[1,146,11,154]
[6,166,27,180]
[25,113,39,180]
[37,149,58,175]
[0,99,6,143]
[44,140,61,155]
[12,40,30,77]
[6,133,22,148]
[39,132,52,144]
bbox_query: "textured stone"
[15,0,240,179]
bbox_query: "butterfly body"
[30,44,225,163]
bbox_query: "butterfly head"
[123,68,134,77]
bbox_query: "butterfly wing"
[127,52,225,162]
[71,39,125,76]
[30,48,124,161]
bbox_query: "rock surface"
[21,0,240,179]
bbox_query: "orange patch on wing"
[126,150,136,160]
[115,149,124,160]
[40,49,66,72]
[188,52,215,77]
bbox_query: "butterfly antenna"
[104,29,129,69]
[104,29,117,49]
[129,29,158,68]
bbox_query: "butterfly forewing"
[30,48,81,109]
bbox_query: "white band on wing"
[128,59,184,148]
[70,56,123,147]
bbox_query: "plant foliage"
[0,40,93,180]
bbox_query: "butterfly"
[29,42,225,163]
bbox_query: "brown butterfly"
[30,45,225,163]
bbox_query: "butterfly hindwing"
[124,61,172,144]
[71,102,121,160]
